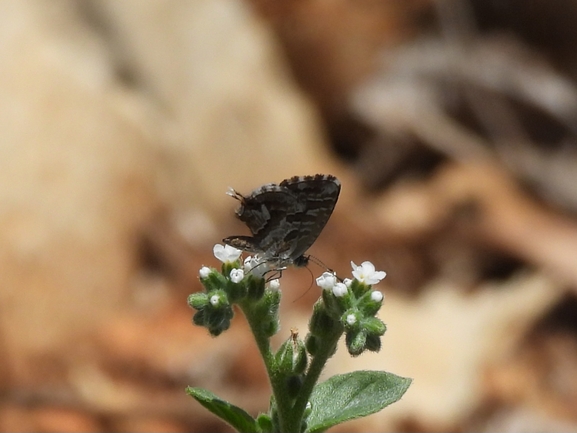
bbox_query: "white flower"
[199,266,211,278]
[371,291,384,302]
[243,256,254,272]
[346,314,357,325]
[213,244,242,264]
[315,271,337,290]
[332,282,348,297]
[343,278,352,287]
[210,294,220,306]
[244,254,270,278]
[351,261,386,285]
[229,268,244,283]
[268,279,281,292]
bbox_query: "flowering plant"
[187,244,411,432]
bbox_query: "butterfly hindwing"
[223,174,340,267]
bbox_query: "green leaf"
[306,371,412,433]
[186,387,260,433]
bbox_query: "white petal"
[360,261,376,273]
[316,271,337,290]
[332,282,348,297]
[224,244,242,261]
[213,244,226,262]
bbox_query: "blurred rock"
[0,0,337,387]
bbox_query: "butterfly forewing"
[223,174,340,267]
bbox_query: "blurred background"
[2,0,577,431]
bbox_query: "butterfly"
[223,174,341,268]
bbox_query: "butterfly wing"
[279,174,341,260]
[223,174,340,266]
[223,184,303,259]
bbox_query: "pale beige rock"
[0,0,339,383]
[95,0,339,219]
[0,0,161,379]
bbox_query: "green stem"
[283,325,344,433]
[240,303,293,432]
[240,299,343,433]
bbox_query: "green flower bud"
[309,301,338,337]
[205,307,233,336]
[275,331,308,375]
[187,293,209,310]
[365,333,382,353]
[321,288,347,319]
[192,309,206,327]
[200,269,228,292]
[357,291,384,316]
[346,330,367,357]
[363,317,386,336]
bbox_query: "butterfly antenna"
[305,254,343,282]
[291,266,316,303]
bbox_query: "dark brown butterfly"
[223,174,341,268]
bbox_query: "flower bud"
[275,332,308,375]
[199,269,228,292]
[199,266,211,279]
[229,268,244,283]
[309,301,338,337]
[363,317,387,336]
[365,333,382,353]
[204,307,233,336]
[346,330,367,357]
[357,291,384,316]
[187,293,209,310]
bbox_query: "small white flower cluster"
[199,244,279,289]
[315,261,386,299]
